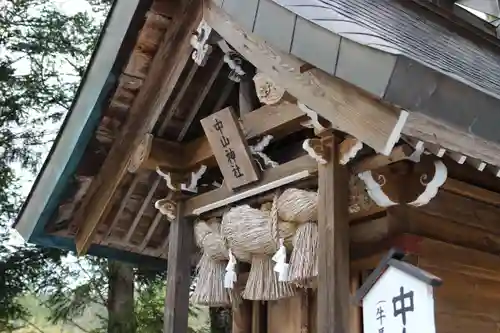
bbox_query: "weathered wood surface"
[268,293,309,333]
[349,274,361,333]
[73,0,203,255]
[183,155,318,215]
[404,112,500,170]
[164,203,194,333]
[200,107,260,189]
[413,237,500,331]
[317,135,350,333]
[232,299,251,333]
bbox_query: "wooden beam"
[317,134,350,333]
[183,155,317,216]
[232,300,252,333]
[131,102,307,172]
[349,273,362,333]
[124,177,161,243]
[139,211,163,251]
[74,0,203,255]
[128,134,186,173]
[164,202,194,333]
[99,175,141,244]
[404,111,500,170]
[184,143,414,217]
[204,2,407,156]
[442,177,500,207]
[177,56,226,139]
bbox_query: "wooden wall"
[234,180,500,333]
[402,185,500,333]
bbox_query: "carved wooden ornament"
[156,165,207,193]
[303,136,363,166]
[303,138,328,164]
[357,170,399,208]
[154,198,176,221]
[253,72,286,105]
[249,135,279,170]
[340,136,363,165]
[190,20,213,66]
[405,159,448,207]
[357,156,448,207]
[128,133,153,173]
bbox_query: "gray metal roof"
[217,0,500,148]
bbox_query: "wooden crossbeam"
[184,142,414,216]
[203,2,407,156]
[73,0,203,255]
[351,144,414,174]
[130,102,307,173]
[403,111,500,170]
[183,155,317,216]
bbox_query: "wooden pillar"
[164,202,194,333]
[232,300,252,333]
[317,133,350,333]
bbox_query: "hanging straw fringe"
[242,255,295,300]
[288,222,319,287]
[275,188,318,288]
[191,252,230,306]
[191,220,233,307]
[222,193,296,300]
[277,188,318,223]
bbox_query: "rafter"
[116,41,226,251]
[73,0,204,255]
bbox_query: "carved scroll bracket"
[128,133,153,173]
[303,135,363,166]
[218,39,245,82]
[357,155,448,208]
[253,72,286,105]
[298,103,330,135]
[156,165,207,193]
[154,165,207,218]
[249,134,279,170]
[357,169,399,208]
[190,20,213,66]
[154,198,177,221]
[224,51,245,82]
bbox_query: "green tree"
[0,0,110,330]
[0,1,212,332]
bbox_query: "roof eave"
[14,0,143,242]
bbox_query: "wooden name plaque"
[200,107,260,190]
